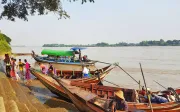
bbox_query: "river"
[11,46,180,91]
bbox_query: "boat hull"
[30,68,112,100]
[57,80,180,112]
[53,77,105,112]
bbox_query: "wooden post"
[139,63,153,112]
[73,70,74,76]
[138,80,141,102]
[60,70,62,77]
[138,80,141,94]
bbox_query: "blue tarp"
[70,47,86,51]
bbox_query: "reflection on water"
[12,46,180,91]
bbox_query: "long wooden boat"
[53,77,180,112]
[30,66,113,100]
[31,49,96,66]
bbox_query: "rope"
[102,80,120,87]
[91,60,143,87]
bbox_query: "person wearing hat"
[111,90,128,112]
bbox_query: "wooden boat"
[31,48,96,66]
[53,77,180,112]
[55,64,111,79]
[30,66,113,100]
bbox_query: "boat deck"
[61,79,97,101]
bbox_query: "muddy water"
[27,80,78,111]
[11,46,180,91]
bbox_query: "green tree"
[1,33,11,44]
[159,39,165,46]
[0,33,11,55]
[0,0,94,21]
[139,41,149,46]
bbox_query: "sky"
[0,0,180,46]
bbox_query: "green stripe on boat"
[41,49,73,56]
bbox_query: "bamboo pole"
[90,60,143,87]
[139,63,153,112]
[153,80,167,90]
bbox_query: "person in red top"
[140,86,146,96]
[10,58,16,78]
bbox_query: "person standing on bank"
[24,59,31,84]
[10,58,16,79]
[3,54,11,77]
[14,59,20,81]
[18,59,24,79]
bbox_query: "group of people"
[139,86,176,104]
[73,49,89,62]
[39,63,92,78]
[110,86,178,112]
[39,63,55,76]
[3,54,31,84]
[55,56,72,62]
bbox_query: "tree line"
[43,39,180,47]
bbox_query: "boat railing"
[70,81,136,101]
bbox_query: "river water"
[11,46,180,91]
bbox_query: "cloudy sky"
[0,0,180,46]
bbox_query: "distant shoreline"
[42,46,180,47]
[43,39,180,47]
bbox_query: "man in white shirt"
[82,66,90,78]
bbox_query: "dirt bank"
[0,60,79,112]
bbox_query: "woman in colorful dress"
[24,59,31,84]
[10,58,16,79]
